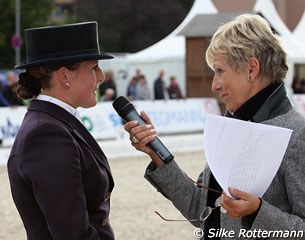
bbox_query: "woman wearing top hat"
[7,22,115,240]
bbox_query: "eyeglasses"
[188,177,223,194]
[154,177,225,223]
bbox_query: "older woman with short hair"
[123,14,305,239]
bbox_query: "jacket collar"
[225,82,293,123]
[28,99,81,130]
[28,100,114,181]
[36,94,81,121]
[252,82,292,122]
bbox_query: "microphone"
[112,96,174,164]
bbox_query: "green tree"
[0,0,16,68]
[0,0,194,68]
[0,0,57,69]
[75,0,194,53]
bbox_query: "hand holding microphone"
[124,112,165,165]
[112,96,174,164]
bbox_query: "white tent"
[254,0,305,94]
[293,10,305,44]
[292,10,305,83]
[99,0,218,97]
[254,0,305,60]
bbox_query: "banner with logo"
[0,98,221,147]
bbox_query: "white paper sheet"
[203,114,292,198]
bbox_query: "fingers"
[122,110,158,157]
[130,125,156,147]
[220,188,261,218]
[123,111,156,143]
[123,111,153,132]
[124,120,138,133]
[129,123,156,142]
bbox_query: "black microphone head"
[112,96,135,118]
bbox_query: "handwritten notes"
[203,114,292,198]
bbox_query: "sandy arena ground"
[0,150,206,240]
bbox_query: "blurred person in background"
[123,14,305,239]
[133,68,142,79]
[136,74,151,100]
[100,88,115,102]
[153,69,168,100]
[126,76,138,100]
[99,69,117,101]
[167,75,183,99]
[2,71,24,106]
[7,22,115,240]
[0,81,10,107]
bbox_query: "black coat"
[154,78,165,100]
[7,100,115,240]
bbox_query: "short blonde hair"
[206,14,288,81]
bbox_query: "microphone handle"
[125,111,174,163]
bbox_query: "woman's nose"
[211,76,221,92]
[98,67,105,83]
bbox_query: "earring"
[247,76,253,83]
[65,82,70,87]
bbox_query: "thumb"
[229,187,248,200]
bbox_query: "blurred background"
[2,0,305,110]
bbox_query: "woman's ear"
[56,67,70,89]
[248,57,260,80]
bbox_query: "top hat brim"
[15,52,114,69]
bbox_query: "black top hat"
[15,21,113,69]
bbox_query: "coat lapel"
[28,100,113,177]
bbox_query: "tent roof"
[126,0,305,63]
[293,10,305,44]
[254,0,305,61]
[126,0,218,62]
[180,0,305,62]
[178,11,250,37]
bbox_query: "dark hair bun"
[17,72,41,99]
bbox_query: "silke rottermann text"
[207,228,304,238]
